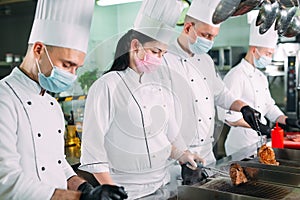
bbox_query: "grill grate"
[200,178,292,200]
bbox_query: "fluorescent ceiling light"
[96,0,142,6]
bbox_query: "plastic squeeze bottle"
[271,122,284,148]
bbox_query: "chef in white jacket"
[219,20,300,155]
[79,0,203,199]
[0,0,127,199]
[162,0,261,166]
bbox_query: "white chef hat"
[134,0,184,44]
[249,19,278,49]
[186,0,221,27]
[28,0,94,54]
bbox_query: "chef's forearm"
[229,100,248,112]
[276,115,287,125]
[226,118,250,128]
[170,145,185,160]
[67,175,86,191]
[93,172,115,185]
[50,189,81,200]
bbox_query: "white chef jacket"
[162,41,237,165]
[0,68,76,200]
[79,68,184,199]
[220,59,284,155]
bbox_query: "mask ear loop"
[255,48,263,58]
[252,48,260,64]
[35,58,42,73]
[189,23,198,44]
[43,46,55,68]
[136,42,147,61]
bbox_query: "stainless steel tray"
[273,148,300,161]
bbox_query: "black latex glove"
[285,118,300,129]
[240,105,261,131]
[181,164,208,185]
[78,182,128,200]
[258,122,271,138]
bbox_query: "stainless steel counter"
[64,141,262,199]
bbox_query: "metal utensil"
[259,0,280,34]
[280,0,299,7]
[256,0,272,26]
[275,4,288,31]
[197,162,230,177]
[283,16,300,37]
[254,113,265,147]
[212,0,241,25]
[276,4,297,35]
[232,0,263,16]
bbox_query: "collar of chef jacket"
[167,40,191,59]
[124,67,143,81]
[7,67,42,94]
[240,58,261,77]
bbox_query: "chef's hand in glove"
[240,105,261,131]
[258,122,271,138]
[78,182,128,200]
[285,118,300,129]
[178,150,204,170]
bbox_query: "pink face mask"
[134,52,162,73]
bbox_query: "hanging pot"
[232,0,263,16]
[278,6,297,35]
[256,0,273,26]
[283,16,300,37]
[280,0,299,7]
[258,0,279,34]
[275,4,287,31]
[212,0,241,25]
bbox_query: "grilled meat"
[230,163,248,186]
[258,144,279,165]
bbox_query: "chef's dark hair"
[105,29,155,73]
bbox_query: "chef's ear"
[130,39,141,52]
[32,42,44,58]
[250,46,257,54]
[184,22,194,34]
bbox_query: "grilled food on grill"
[258,144,279,165]
[229,163,248,186]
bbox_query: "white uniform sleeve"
[218,69,244,123]
[0,94,54,200]
[212,67,238,110]
[166,101,187,152]
[62,158,77,180]
[79,79,112,173]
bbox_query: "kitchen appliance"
[208,46,246,70]
[277,43,300,118]
[274,42,300,118]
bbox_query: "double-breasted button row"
[40,159,62,172]
[36,129,62,138]
[27,101,54,106]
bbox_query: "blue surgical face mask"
[189,29,214,55]
[36,47,77,93]
[253,49,272,69]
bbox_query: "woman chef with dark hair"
[79,0,203,199]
